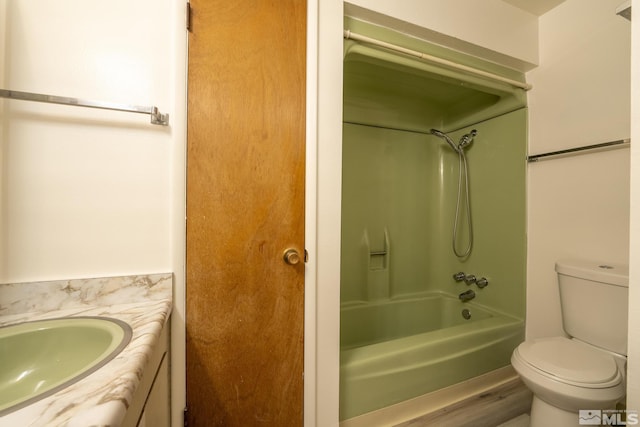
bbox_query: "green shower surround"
[340,18,527,420]
[342,111,526,318]
[341,20,527,319]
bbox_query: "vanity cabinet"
[122,320,170,427]
[137,354,170,427]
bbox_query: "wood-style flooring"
[395,378,532,427]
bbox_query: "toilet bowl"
[512,260,628,427]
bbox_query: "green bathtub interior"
[340,17,527,420]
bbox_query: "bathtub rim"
[340,309,523,370]
[340,290,523,321]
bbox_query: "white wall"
[1,0,179,282]
[0,1,187,425]
[526,0,631,341]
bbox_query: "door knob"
[283,249,301,265]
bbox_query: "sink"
[0,316,132,416]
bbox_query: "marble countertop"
[0,274,172,427]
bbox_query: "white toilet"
[511,259,628,427]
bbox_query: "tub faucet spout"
[459,289,475,302]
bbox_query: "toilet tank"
[556,259,629,355]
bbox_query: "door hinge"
[183,406,188,427]
[186,2,192,32]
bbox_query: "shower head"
[430,129,459,153]
[458,129,477,150]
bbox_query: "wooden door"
[185,1,306,425]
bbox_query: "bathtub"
[339,291,524,420]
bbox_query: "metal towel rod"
[527,139,630,162]
[0,89,169,126]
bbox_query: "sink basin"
[0,316,132,415]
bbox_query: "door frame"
[306,0,343,425]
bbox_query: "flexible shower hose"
[453,150,472,258]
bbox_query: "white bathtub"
[339,292,524,420]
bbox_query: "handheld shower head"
[430,129,475,258]
[430,129,459,153]
[458,129,477,150]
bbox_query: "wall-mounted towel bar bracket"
[0,89,169,126]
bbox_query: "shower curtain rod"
[527,139,630,162]
[343,30,533,91]
[0,89,169,126]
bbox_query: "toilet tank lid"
[555,259,628,287]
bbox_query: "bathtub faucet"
[453,272,466,281]
[459,289,476,302]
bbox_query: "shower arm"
[430,129,460,153]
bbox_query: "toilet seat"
[514,337,622,388]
